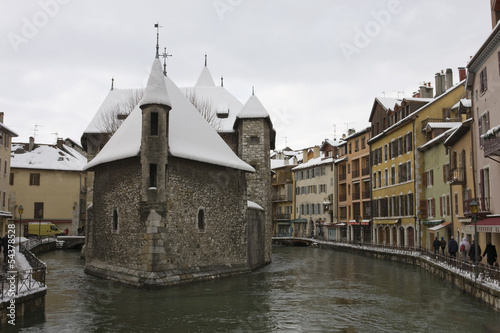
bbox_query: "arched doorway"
[407,226,415,248]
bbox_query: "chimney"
[458,67,466,82]
[57,138,64,149]
[440,70,446,93]
[29,136,35,151]
[445,68,453,90]
[0,112,4,123]
[313,146,320,158]
[419,83,433,98]
[435,72,443,97]
[348,128,355,136]
[302,148,309,163]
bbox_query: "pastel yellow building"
[9,137,87,235]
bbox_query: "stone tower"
[235,93,275,264]
[139,57,172,272]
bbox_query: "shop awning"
[277,222,291,226]
[423,219,443,226]
[334,223,346,227]
[291,219,307,223]
[373,219,399,225]
[475,217,500,233]
[428,221,451,232]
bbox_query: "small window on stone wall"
[198,209,205,231]
[250,136,259,144]
[113,209,119,232]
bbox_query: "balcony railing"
[339,194,347,202]
[272,173,293,185]
[339,173,347,181]
[362,190,370,199]
[449,167,466,185]
[361,166,370,176]
[352,192,360,200]
[352,170,360,178]
[273,214,291,220]
[272,194,291,202]
[483,134,500,157]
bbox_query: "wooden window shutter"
[420,200,427,217]
[432,198,436,217]
[446,195,450,216]
[439,196,443,217]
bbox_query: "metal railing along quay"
[272,236,500,286]
[0,240,48,300]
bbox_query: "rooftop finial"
[221,75,223,87]
[204,54,207,67]
[161,47,172,76]
[111,77,114,91]
[252,86,255,95]
[154,22,162,58]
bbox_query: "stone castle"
[82,54,275,287]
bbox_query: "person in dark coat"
[433,237,441,254]
[469,240,482,263]
[448,236,458,258]
[482,242,498,266]
[440,237,447,255]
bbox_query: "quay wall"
[317,242,500,312]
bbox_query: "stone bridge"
[272,236,316,247]
[56,236,85,249]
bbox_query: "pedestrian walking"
[433,237,440,254]
[482,242,498,266]
[459,237,470,261]
[448,236,458,258]
[440,237,447,255]
[469,240,482,264]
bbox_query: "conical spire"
[237,94,271,119]
[195,55,216,87]
[140,58,171,108]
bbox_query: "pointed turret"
[195,55,216,87]
[234,92,275,264]
[140,58,171,203]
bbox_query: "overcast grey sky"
[0,0,493,150]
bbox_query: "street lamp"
[469,199,479,279]
[417,210,422,251]
[18,205,23,247]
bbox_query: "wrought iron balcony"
[463,197,491,215]
[483,134,500,158]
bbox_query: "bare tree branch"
[97,89,144,135]
[185,90,222,131]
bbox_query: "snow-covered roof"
[247,200,264,210]
[376,97,401,111]
[451,98,471,110]
[195,66,216,87]
[11,142,87,171]
[271,159,297,170]
[417,125,460,151]
[292,155,334,171]
[85,58,254,173]
[84,88,143,134]
[369,81,464,144]
[424,122,462,131]
[140,58,171,108]
[0,122,18,137]
[181,85,243,133]
[236,94,272,120]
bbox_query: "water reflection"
[18,246,500,332]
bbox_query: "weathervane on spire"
[154,22,162,58]
[162,47,172,76]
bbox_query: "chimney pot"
[458,67,466,82]
[29,136,35,152]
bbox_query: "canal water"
[17,246,500,332]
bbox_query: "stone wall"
[85,155,252,287]
[237,118,272,264]
[247,206,265,270]
[85,156,143,270]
